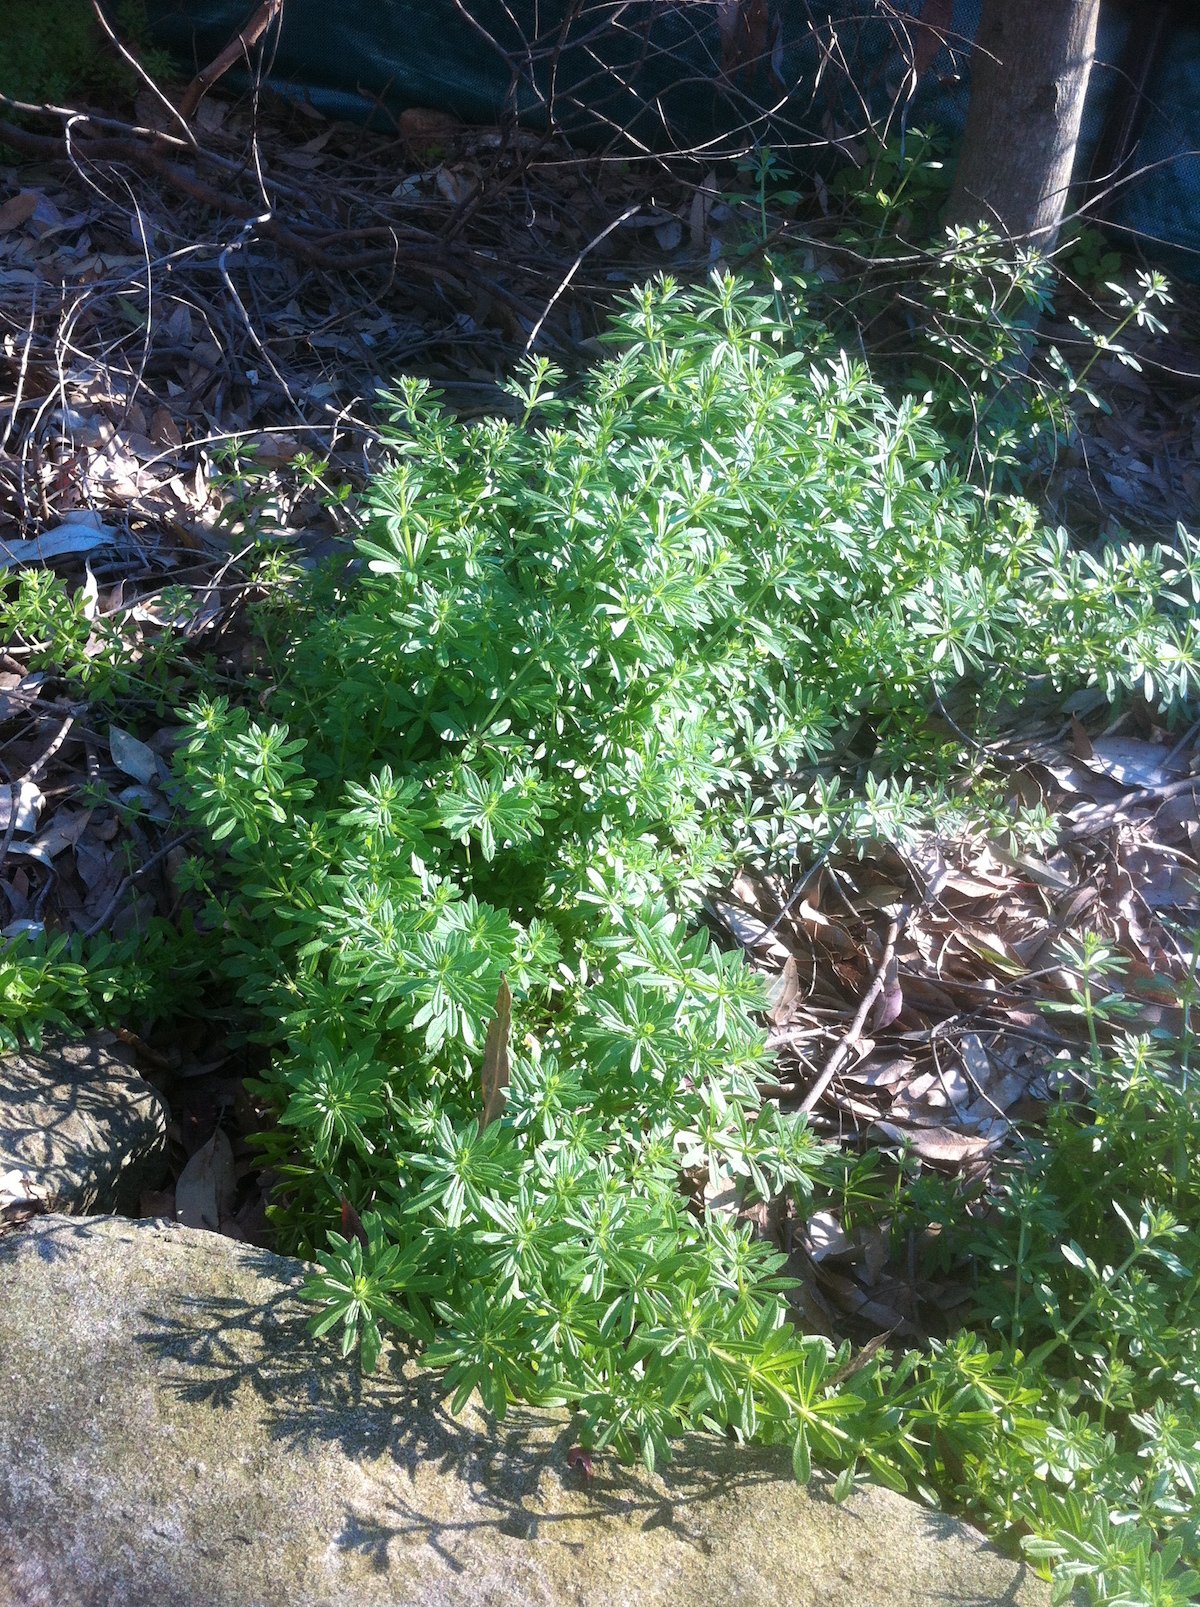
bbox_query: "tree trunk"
[945,0,1101,250]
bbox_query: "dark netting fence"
[141,1,1200,274]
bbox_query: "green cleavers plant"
[760,127,1172,497]
[174,273,1199,1593]
[898,933,1200,1605]
[0,1,172,116]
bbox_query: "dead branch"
[80,832,196,940]
[0,112,485,284]
[800,915,904,1114]
[178,0,285,123]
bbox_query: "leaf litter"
[710,718,1200,1340]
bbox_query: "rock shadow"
[129,1240,790,1568]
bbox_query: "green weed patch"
[9,271,1197,1602]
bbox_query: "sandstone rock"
[0,1215,1049,1607]
[0,1038,167,1216]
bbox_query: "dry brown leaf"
[713,899,792,963]
[989,848,1075,892]
[175,1128,236,1232]
[896,974,959,1014]
[689,170,719,253]
[961,1071,1031,1127]
[953,926,1027,977]
[795,898,859,956]
[108,725,159,785]
[957,1031,991,1086]
[763,1021,823,1053]
[873,1120,1000,1167]
[0,671,45,720]
[1122,847,1200,911]
[149,407,183,449]
[842,1056,915,1090]
[0,781,43,836]
[1087,735,1183,790]
[479,974,512,1131]
[434,167,475,208]
[1156,792,1200,836]
[853,878,907,912]
[768,955,800,1027]
[869,951,904,1030]
[0,192,39,233]
[654,217,683,252]
[890,1063,969,1126]
[803,1210,852,1263]
[815,1268,914,1334]
[939,869,1011,902]
[29,809,91,861]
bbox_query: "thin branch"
[81,832,195,939]
[800,915,904,1114]
[25,709,82,784]
[524,204,639,353]
[89,0,198,149]
[178,0,285,123]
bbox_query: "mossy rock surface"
[0,1214,1049,1606]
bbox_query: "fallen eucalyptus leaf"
[109,726,159,786]
[175,1129,236,1232]
[479,974,511,1131]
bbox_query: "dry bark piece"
[177,0,284,122]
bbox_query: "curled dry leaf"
[479,974,511,1132]
[712,898,792,964]
[0,782,43,836]
[803,1209,852,1263]
[873,1119,1002,1167]
[768,954,800,1027]
[175,1127,237,1233]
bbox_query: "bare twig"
[178,0,285,123]
[80,832,195,939]
[524,203,639,353]
[89,0,198,148]
[24,709,82,784]
[0,762,19,876]
[800,914,904,1114]
[0,284,37,456]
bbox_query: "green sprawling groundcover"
[172,275,1200,1603]
[0,2,171,116]
[7,271,1198,1602]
